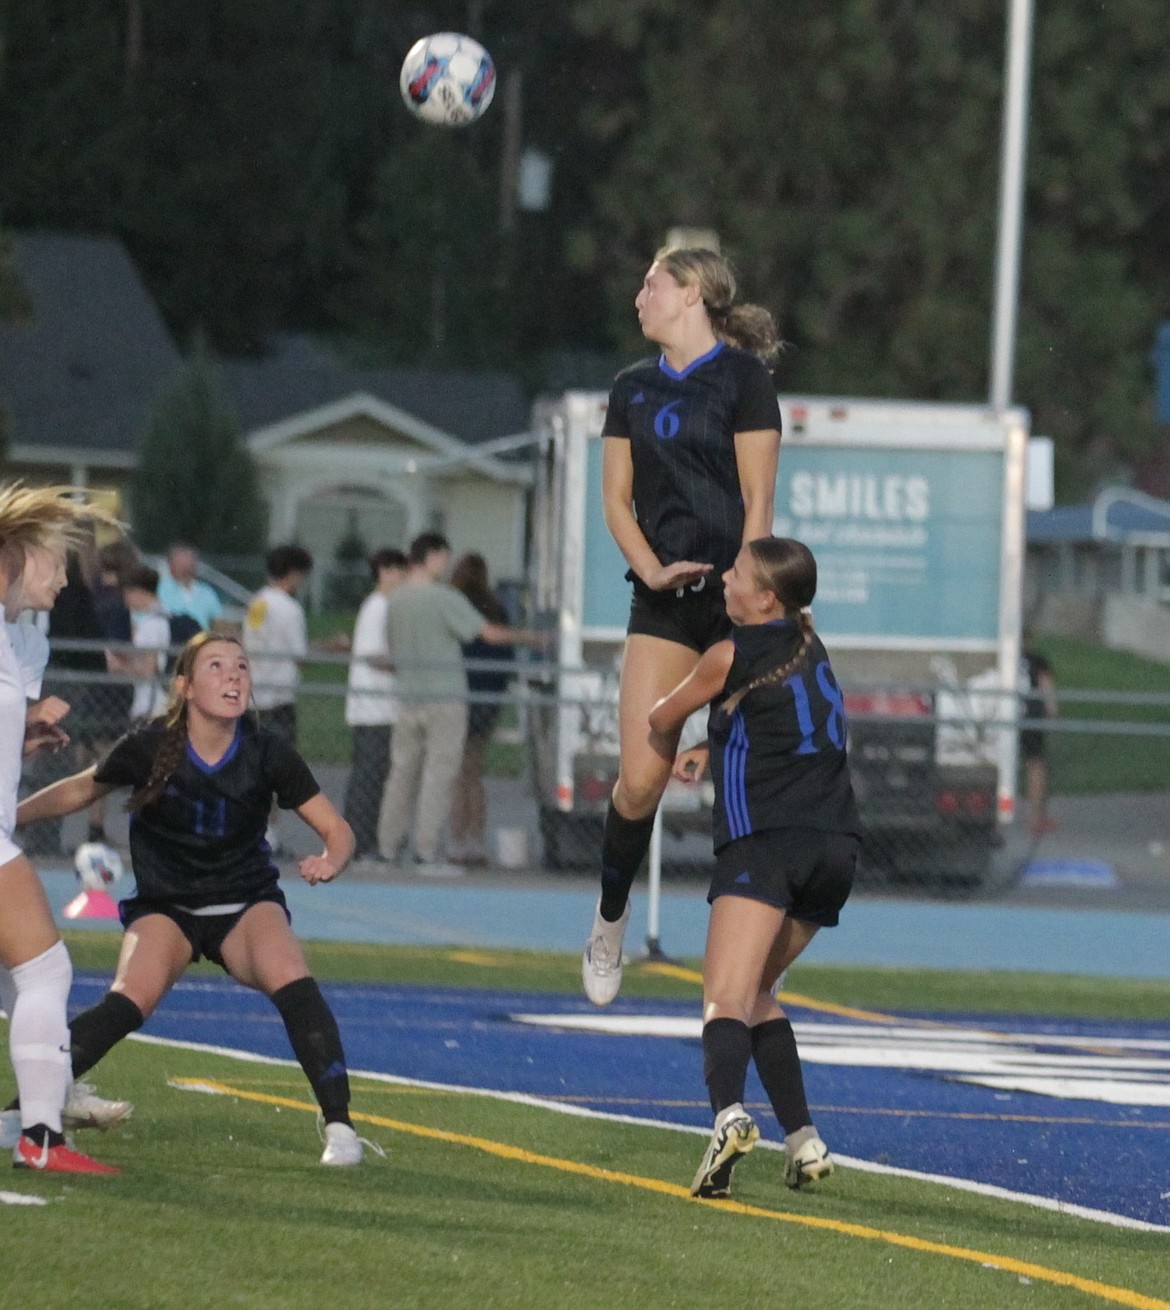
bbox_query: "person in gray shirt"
[375,533,543,872]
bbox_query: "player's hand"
[672,747,709,784]
[22,721,69,758]
[298,855,339,884]
[644,561,713,592]
[27,695,70,727]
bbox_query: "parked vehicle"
[528,393,1030,889]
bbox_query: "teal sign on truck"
[582,437,1004,643]
[773,446,1004,642]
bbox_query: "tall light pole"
[989,0,1036,413]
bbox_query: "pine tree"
[131,345,267,555]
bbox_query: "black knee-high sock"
[751,1017,811,1134]
[270,978,351,1126]
[702,1018,752,1114]
[70,992,145,1080]
[599,802,656,922]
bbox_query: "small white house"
[244,389,531,610]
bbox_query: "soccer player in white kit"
[0,484,120,1173]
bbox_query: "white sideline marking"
[132,1030,1170,1235]
[511,1013,1170,1106]
[0,1190,48,1206]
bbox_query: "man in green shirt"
[375,533,542,871]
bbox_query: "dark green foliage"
[0,218,30,458]
[1,1,1168,492]
[131,346,267,553]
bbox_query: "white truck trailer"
[528,392,1030,889]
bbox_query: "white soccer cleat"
[64,1082,134,1132]
[785,1130,835,1189]
[691,1102,760,1198]
[319,1120,389,1167]
[582,900,631,1006]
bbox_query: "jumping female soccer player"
[648,538,861,1198]
[582,246,783,1005]
[16,633,370,1166]
[0,484,120,1173]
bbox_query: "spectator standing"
[343,548,408,860]
[86,542,137,844]
[243,546,313,745]
[447,553,513,867]
[375,533,543,874]
[121,564,170,724]
[1020,634,1058,837]
[92,543,135,650]
[158,543,223,632]
[243,546,313,853]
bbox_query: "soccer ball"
[74,842,124,892]
[399,32,496,127]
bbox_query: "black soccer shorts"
[707,827,860,927]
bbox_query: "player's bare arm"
[16,765,111,826]
[602,437,711,591]
[648,639,735,738]
[296,793,355,884]
[735,427,782,544]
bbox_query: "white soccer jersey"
[0,621,49,865]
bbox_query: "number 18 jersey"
[708,622,862,852]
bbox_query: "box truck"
[528,392,1029,888]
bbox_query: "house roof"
[1028,487,1170,546]
[0,232,181,464]
[0,239,531,469]
[220,335,530,446]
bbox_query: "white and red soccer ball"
[399,32,496,127]
[73,842,124,892]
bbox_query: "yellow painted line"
[640,963,924,1026]
[638,961,704,985]
[447,950,508,967]
[171,1077,1170,1310]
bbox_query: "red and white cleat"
[13,1133,120,1175]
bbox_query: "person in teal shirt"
[157,544,223,631]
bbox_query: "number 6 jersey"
[708,621,862,852]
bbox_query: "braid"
[125,702,188,813]
[721,612,814,715]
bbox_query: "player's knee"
[613,772,667,819]
[703,993,754,1026]
[10,940,71,999]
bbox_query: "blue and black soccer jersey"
[708,622,861,852]
[602,343,781,576]
[93,717,320,906]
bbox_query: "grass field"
[3,936,1169,1310]
[1038,635,1170,795]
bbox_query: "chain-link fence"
[22,639,1170,898]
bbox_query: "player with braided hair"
[16,632,373,1166]
[0,483,122,1173]
[648,537,862,1199]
